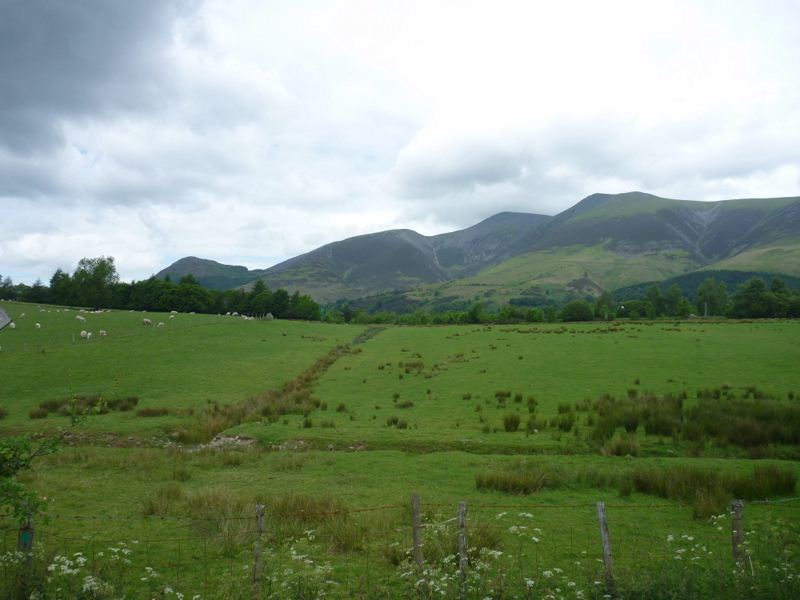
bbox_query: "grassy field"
[1,301,799,598]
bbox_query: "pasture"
[1,300,799,598]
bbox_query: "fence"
[2,496,799,599]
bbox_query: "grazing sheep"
[9,322,15,330]
[232,311,239,317]
[99,330,107,337]
[142,318,152,326]
[265,312,274,320]
[35,322,41,329]
[157,322,165,328]
[20,312,26,317]
[169,315,175,319]
[80,330,88,339]
[76,315,86,322]
[225,311,231,316]
[86,332,92,340]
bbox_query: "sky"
[1,0,799,284]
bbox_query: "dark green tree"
[560,299,594,322]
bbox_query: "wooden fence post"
[17,513,34,600]
[596,501,614,590]
[252,504,266,599]
[411,494,424,575]
[730,499,746,570]
[457,501,468,596]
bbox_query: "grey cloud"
[0,0,196,153]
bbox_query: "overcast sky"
[1,0,799,283]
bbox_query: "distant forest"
[2,258,799,324]
[0,256,321,320]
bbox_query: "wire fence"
[2,497,799,599]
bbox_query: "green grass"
[1,301,799,597]
[236,320,800,454]
[0,301,360,437]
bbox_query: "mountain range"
[156,192,800,306]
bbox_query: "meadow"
[1,300,799,599]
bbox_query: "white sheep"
[232,311,239,316]
[35,322,41,329]
[76,315,86,322]
[170,310,178,314]
[20,312,26,317]
[80,330,88,339]
[142,318,152,326]
[99,330,107,337]
[9,322,15,329]
[86,332,92,340]
[169,315,175,319]
[157,322,165,328]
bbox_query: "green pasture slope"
[1,300,800,598]
[0,301,360,436]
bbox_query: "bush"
[396,400,414,409]
[29,407,48,419]
[475,461,569,494]
[136,407,169,417]
[503,413,520,432]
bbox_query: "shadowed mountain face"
[255,213,550,300]
[157,192,800,303]
[155,257,268,290]
[516,191,800,262]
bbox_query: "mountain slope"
[251,213,550,301]
[155,257,267,290]
[157,192,800,304]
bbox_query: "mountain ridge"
[156,192,800,303]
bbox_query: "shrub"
[503,413,520,432]
[302,417,313,428]
[141,483,184,517]
[476,462,562,494]
[527,396,537,413]
[494,390,511,399]
[136,407,169,417]
[336,402,347,412]
[29,407,48,419]
[396,400,414,409]
[604,434,640,456]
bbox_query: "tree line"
[328,275,800,324]
[0,257,321,320]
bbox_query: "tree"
[560,299,594,322]
[730,278,777,318]
[467,302,486,324]
[595,291,615,320]
[72,256,118,308]
[49,268,74,305]
[696,277,729,316]
[645,284,664,316]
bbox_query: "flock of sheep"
[2,305,272,347]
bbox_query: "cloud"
[0,0,799,284]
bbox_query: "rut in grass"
[171,327,385,444]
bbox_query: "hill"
[155,256,268,290]
[157,192,800,305]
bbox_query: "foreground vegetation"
[1,300,798,598]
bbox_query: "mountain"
[155,257,268,290]
[422,192,800,307]
[157,192,800,304]
[249,212,549,301]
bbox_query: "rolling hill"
[157,192,800,305]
